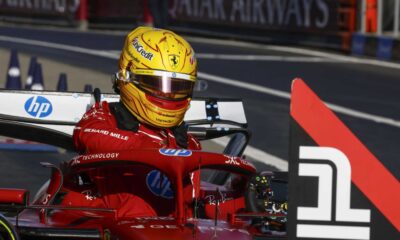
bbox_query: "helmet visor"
[118,71,195,100]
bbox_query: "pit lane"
[0,25,399,195]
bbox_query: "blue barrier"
[376,37,394,60]
[351,34,366,56]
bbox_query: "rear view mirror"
[0,188,29,207]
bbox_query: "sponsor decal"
[81,190,98,201]
[240,159,252,166]
[81,153,120,161]
[118,217,174,225]
[132,38,154,60]
[0,0,80,14]
[168,54,180,69]
[83,128,129,141]
[135,216,174,221]
[24,96,53,118]
[170,0,332,30]
[225,156,240,165]
[159,148,192,157]
[204,193,233,205]
[146,170,174,199]
[131,224,178,229]
[41,193,51,205]
[71,153,120,166]
[70,156,81,166]
[197,226,250,235]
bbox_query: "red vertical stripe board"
[290,79,399,231]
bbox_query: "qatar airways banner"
[170,0,339,32]
[0,0,80,17]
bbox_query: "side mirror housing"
[0,188,29,208]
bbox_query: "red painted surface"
[0,188,28,205]
[4,149,261,239]
[290,79,400,231]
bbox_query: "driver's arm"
[73,102,142,153]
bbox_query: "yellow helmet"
[116,27,197,128]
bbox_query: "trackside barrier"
[351,34,366,56]
[351,33,400,61]
[376,37,393,60]
[169,0,357,52]
[1,1,355,52]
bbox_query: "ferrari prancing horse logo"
[169,54,179,69]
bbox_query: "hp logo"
[159,148,192,157]
[146,170,174,199]
[24,96,53,118]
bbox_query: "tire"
[0,214,19,240]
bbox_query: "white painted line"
[198,72,291,99]
[0,35,120,60]
[196,53,341,62]
[211,137,288,171]
[297,224,370,240]
[187,36,400,71]
[198,71,400,128]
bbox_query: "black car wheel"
[0,214,19,240]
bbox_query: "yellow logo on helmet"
[169,54,180,69]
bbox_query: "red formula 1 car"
[0,90,287,240]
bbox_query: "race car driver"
[73,27,200,152]
[66,27,201,217]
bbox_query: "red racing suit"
[73,101,201,152]
[61,101,201,218]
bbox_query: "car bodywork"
[0,90,287,239]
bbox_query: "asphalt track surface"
[0,25,399,195]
